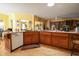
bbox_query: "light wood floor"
[0,40,71,56]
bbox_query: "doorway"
[0,20,4,37]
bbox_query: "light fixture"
[21,19,26,22]
[47,3,55,7]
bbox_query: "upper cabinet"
[34,16,45,31]
[50,18,79,31]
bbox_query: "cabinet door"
[32,32,39,43]
[5,34,12,52]
[40,35,45,44]
[23,32,32,45]
[40,32,51,45]
[44,35,51,45]
[58,36,69,48]
[52,36,60,47]
[52,34,69,49]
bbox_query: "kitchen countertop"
[11,30,79,34]
[40,30,79,34]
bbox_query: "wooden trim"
[10,34,12,52]
[34,16,35,31]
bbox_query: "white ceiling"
[0,3,79,18]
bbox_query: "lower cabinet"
[5,34,12,52]
[23,32,32,45]
[40,32,51,45]
[32,32,39,44]
[5,31,79,52]
[51,33,69,49]
[23,32,70,49]
[23,32,39,45]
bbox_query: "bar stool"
[71,39,79,56]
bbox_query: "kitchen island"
[5,31,79,52]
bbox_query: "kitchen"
[0,3,79,56]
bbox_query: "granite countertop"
[40,30,79,34]
[11,30,79,34]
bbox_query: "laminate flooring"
[0,39,71,56]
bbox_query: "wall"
[1,12,79,31]
[0,13,9,30]
[9,13,34,32]
[0,13,45,31]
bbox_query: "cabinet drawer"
[40,32,51,35]
[52,33,68,37]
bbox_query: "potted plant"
[75,22,79,32]
[63,25,70,31]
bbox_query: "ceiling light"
[47,3,55,7]
[21,20,26,22]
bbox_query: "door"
[0,20,4,37]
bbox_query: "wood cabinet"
[40,32,51,45]
[50,20,79,31]
[5,31,79,52]
[32,32,39,44]
[51,32,69,49]
[23,32,32,45]
[23,31,39,45]
[5,34,12,52]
